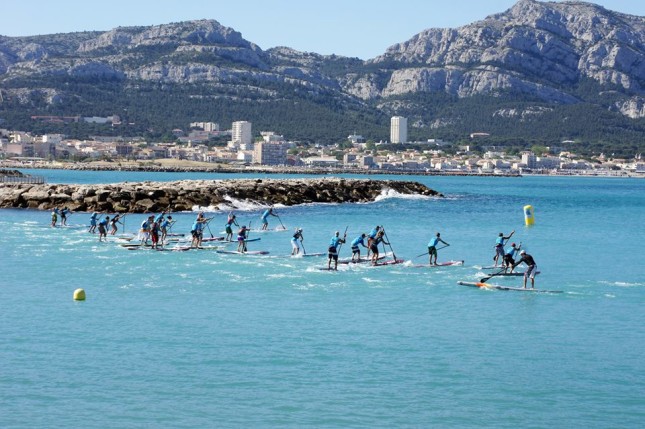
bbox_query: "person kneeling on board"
[513,250,538,289]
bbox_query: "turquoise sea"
[1,170,644,428]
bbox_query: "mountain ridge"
[1,0,645,155]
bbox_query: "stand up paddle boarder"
[494,230,515,266]
[327,230,346,270]
[427,232,449,265]
[513,250,538,289]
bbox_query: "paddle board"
[371,259,406,266]
[481,271,541,278]
[292,253,325,257]
[220,238,262,243]
[457,281,563,293]
[337,253,390,264]
[215,250,270,255]
[412,260,464,268]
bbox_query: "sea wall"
[0,178,442,213]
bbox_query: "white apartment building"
[232,121,253,146]
[253,141,288,165]
[390,116,408,144]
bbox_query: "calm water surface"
[1,170,643,428]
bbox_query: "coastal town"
[1,116,643,177]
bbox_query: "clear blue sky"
[2,0,643,59]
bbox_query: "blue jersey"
[428,237,440,247]
[329,236,343,250]
[154,213,164,223]
[160,220,170,229]
[505,247,518,257]
[368,228,379,238]
[99,218,108,227]
[261,210,270,221]
[351,236,365,247]
[191,221,203,232]
[496,236,505,246]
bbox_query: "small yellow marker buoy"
[524,205,535,226]
[73,288,86,301]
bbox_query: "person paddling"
[351,233,368,262]
[366,226,381,257]
[51,208,59,227]
[60,207,71,226]
[503,242,521,272]
[291,228,304,255]
[110,214,123,235]
[160,215,174,243]
[513,250,538,289]
[225,213,239,241]
[260,207,278,231]
[494,230,515,266]
[427,232,449,265]
[327,231,346,270]
[370,230,389,265]
[237,225,249,253]
[88,212,99,233]
[98,216,109,242]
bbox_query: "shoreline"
[2,159,643,178]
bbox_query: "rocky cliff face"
[1,0,644,120]
[361,0,645,105]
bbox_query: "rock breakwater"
[0,178,442,213]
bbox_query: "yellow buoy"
[73,288,86,301]
[524,205,535,226]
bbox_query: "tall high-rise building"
[232,121,253,146]
[390,116,408,144]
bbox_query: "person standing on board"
[427,232,449,265]
[327,231,346,270]
[51,208,59,227]
[513,250,538,289]
[88,212,99,233]
[366,226,381,257]
[370,230,390,265]
[160,215,173,243]
[494,230,515,266]
[98,216,109,242]
[291,228,304,255]
[149,217,161,249]
[139,215,154,244]
[60,207,71,226]
[190,213,210,248]
[350,233,368,262]
[503,242,521,272]
[225,213,239,241]
[110,214,123,235]
[260,207,278,231]
[237,225,249,253]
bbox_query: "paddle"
[337,226,348,254]
[205,217,214,238]
[414,244,449,259]
[276,215,286,230]
[300,238,307,255]
[382,228,397,261]
[480,267,506,283]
